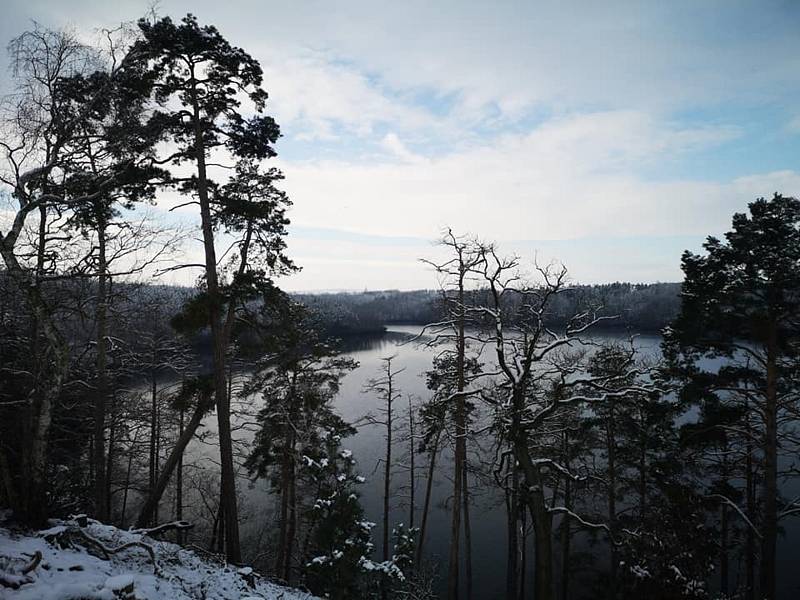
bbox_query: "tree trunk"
[409,397,416,530]
[560,431,572,600]
[760,326,778,600]
[518,501,527,600]
[93,214,109,522]
[416,429,441,566]
[516,434,554,600]
[285,449,297,583]
[448,270,468,600]
[149,366,158,510]
[176,407,184,545]
[745,402,755,600]
[105,391,116,522]
[462,463,473,600]
[120,429,137,527]
[135,398,208,528]
[506,464,519,599]
[276,437,290,578]
[0,237,69,527]
[382,370,394,600]
[606,403,617,598]
[190,71,241,563]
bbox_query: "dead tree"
[364,356,405,600]
[471,242,657,600]
[419,229,484,600]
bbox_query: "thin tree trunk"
[760,325,778,600]
[149,365,158,509]
[506,464,519,599]
[382,368,394,600]
[276,438,290,577]
[409,396,416,530]
[518,501,526,600]
[135,398,209,528]
[745,402,755,600]
[105,391,116,522]
[416,429,441,566]
[93,213,109,522]
[285,449,297,583]
[176,407,184,545]
[560,431,572,600]
[120,429,137,527]
[462,462,473,600]
[606,403,617,599]
[448,266,468,600]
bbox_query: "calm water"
[176,325,799,598]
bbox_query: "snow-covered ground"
[0,516,317,600]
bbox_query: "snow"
[0,517,318,600]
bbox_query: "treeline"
[295,281,681,336]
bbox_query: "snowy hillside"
[0,515,317,600]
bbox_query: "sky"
[2,0,799,291]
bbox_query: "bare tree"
[364,355,405,600]
[419,229,484,600]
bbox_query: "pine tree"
[303,433,374,600]
[663,194,800,599]
[135,13,288,561]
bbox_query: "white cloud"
[277,110,765,244]
[256,49,436,141]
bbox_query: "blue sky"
[2,0,799,290]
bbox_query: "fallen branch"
[21,551,42,575]
[132,520,194,538]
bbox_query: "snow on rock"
[0,517,318,600]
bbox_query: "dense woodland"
[1,13,799,600]
[296,281,681,336]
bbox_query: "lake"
[173,325,799,599]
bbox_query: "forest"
[1,12,799,600]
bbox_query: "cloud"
[256,49,436,141]
[278,110,764,244]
